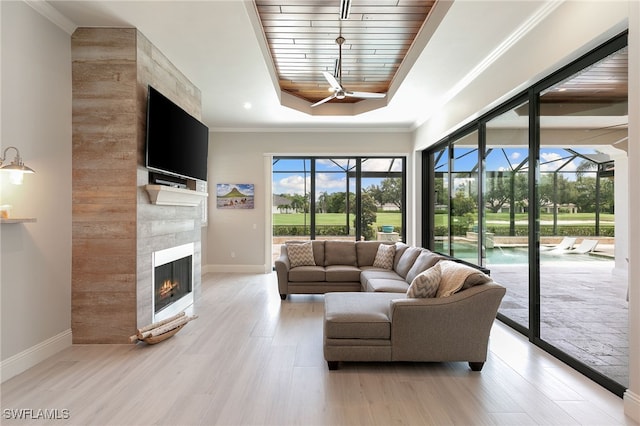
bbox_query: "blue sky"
[272,158,402,196]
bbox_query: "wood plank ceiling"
[254,0,436,105]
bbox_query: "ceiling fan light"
[339,0,351,20]
[336,91,346,100]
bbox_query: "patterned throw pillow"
[286,241,316,267]
[407,264,441,298]
[373,244,396,269]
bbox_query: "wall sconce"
[0,146,35,185]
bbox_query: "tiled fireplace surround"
[72,28,202,343]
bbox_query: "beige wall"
[1,1,72,379]
[204,131,412,272]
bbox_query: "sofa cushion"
[356,241,384,267]
[406,263,441,298]
[436,260,492,297]
[288,265,325,282]
[365,278,409,293]
[311,240,326,266]
[404,249,446,284]
[394,246,422,278]
[393,242,409,270]
[360,269,404,290]
[325,265,362,282]
[360,268,405,282]
[324,241,357,266]
[286,241,316,267]
[373,244,396,270]
[324,292,393,339]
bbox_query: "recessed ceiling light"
[243,102,252,109]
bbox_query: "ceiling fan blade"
[345,91,386,99]
[322,71,342,91]
[311,93,337,107]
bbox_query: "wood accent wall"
[72,28,203,343]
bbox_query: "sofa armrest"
[388,282,506,362]
[274,245,291,299]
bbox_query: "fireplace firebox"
[152,243,194,322]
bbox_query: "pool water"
[447,245,611,265]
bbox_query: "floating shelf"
[145,184,208,206]
[1,218,37,224]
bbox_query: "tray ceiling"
[254,0,436,106]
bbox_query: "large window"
[273,156,406,261]
[422,34,628,396]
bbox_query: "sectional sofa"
[274,240,507,371]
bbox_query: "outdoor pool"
[448,244,611,265]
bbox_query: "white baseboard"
[1,329,72,383]
[624,389,640,423]
[203,264,269,274]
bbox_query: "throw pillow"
[404,250,446,285]
[407,264,441,298]
[436,260,491,297]
[286,241,316,268]
[372,244,396,269]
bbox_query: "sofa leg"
[280,294,287,300]
[327,361,339,370]
[469,362,484,371]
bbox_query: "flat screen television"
[146,85,209,182]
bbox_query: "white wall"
[205,131,412,272]
[412,1,638,421]
[413,1,629,150]
[0,1,72,381]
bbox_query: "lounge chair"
[542,237,576,251]
[567,239,599,254]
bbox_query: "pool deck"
[491,256,628,388]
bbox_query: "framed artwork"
[216,183,254,209]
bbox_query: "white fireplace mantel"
[145,184,208,206]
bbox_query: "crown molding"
[24,0,77,35]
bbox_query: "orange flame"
[159,280,179,299]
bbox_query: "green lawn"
[273,211,612,231]
[434,212,614,226]
[273,212,402,228]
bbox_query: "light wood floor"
[1,272,636,426]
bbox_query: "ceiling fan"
[311,36,387,107]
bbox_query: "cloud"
[510,152,521,160]
[540,152,577,173]
[276,175,310,195]
[274,173,348,195]
[315,173,346,190]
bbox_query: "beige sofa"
[275,239,506,371]
[323,283,506,371]
[275,240,446,299]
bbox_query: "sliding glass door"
[538,46,627,387]
[422,34,628,395]
[484,101,530,329]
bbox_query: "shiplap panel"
[72,28,203,343]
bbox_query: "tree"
[290,193,309,213]
[485,172,510,213]
[316,191,328,213]
[368,177,402,211]
[380,177,402,210]
[358,191,378,240]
